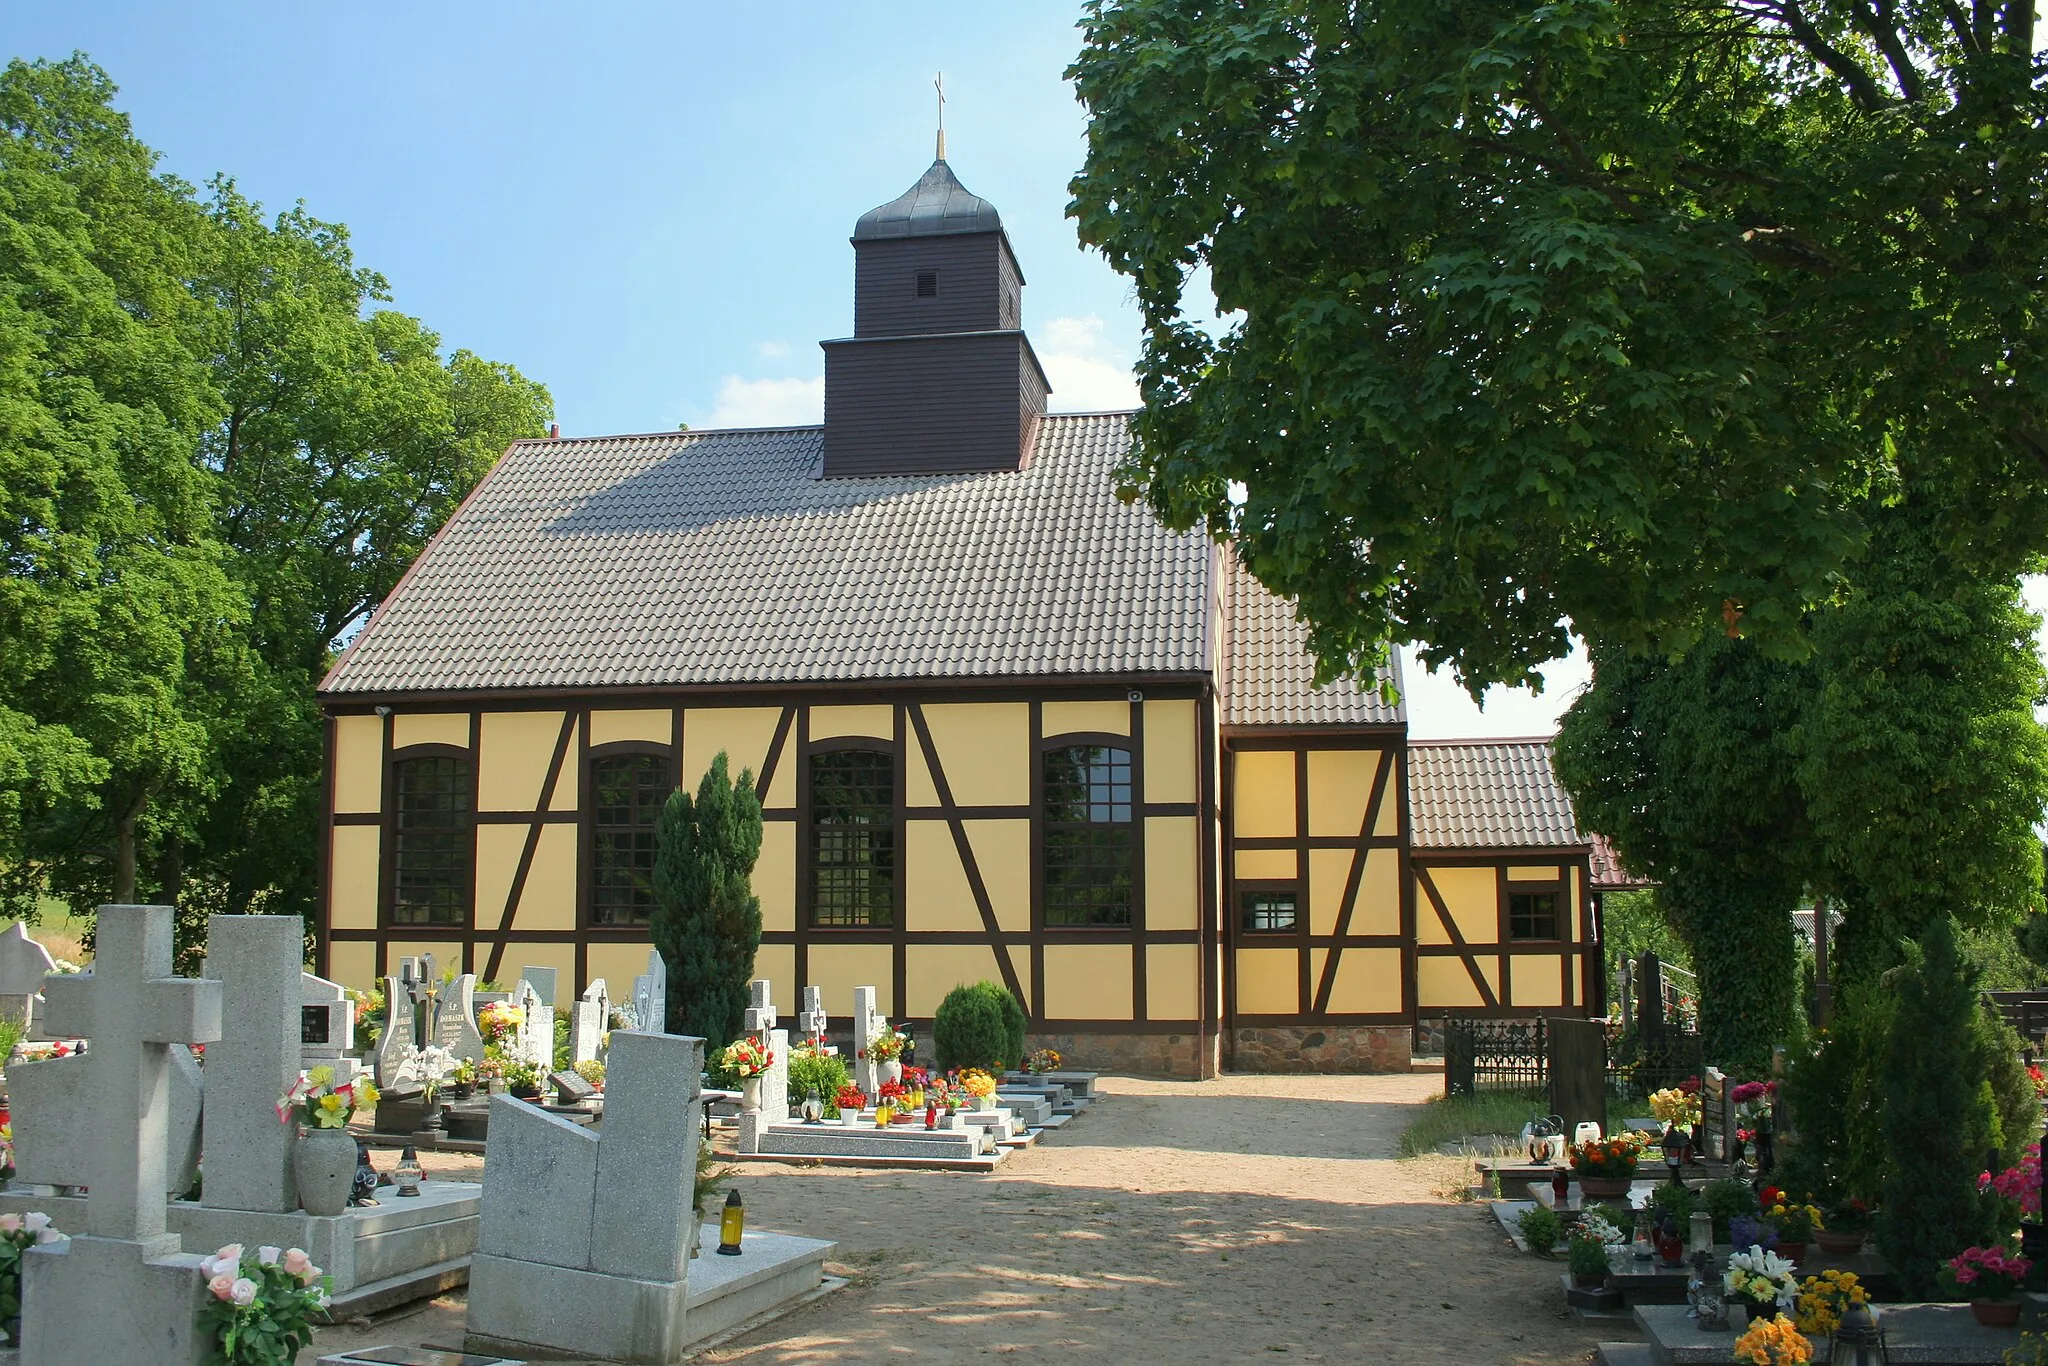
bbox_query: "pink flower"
[281,1248,312,1279]
[214,1243,244,1267]
[257,1246,281,1267]
[1955,1265,1979,1283]
[207,1273,236,1302]
[229,1277,258,1307]
[0,1214,22,1236]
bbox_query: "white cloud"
[1037,313,1140,413]
[708,375,823,428]
[756,340,791,359]
[1400,641,1593,741]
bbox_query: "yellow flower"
[307,1064,335,1088]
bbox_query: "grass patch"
[1398,1089,1550,1158]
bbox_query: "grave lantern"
[800,1089,824,1124]
[1691,1251,1728,1330]
[394,1145,423,1198]
[717,1189,746,1256]
[1831,1300,1889,1366]
[1663,1123,1687,1185]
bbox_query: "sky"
[12,4,2041,739]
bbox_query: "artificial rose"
[23,1212,50,1233]
[282,1248,312,1278]
[0,1213,22,1235]
[34,1227,60,1244]
[215,1243,244,1267]
[229,1277,258,1307]
[208,1273,236,1302]
[258,1246,282,1267]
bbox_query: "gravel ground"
[313,1072,1618,1364]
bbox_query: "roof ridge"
[1409,735,1559,747]
[513,411,1128,449]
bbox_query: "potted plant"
[446,1057,479,1102]
[1765,1195,1822,1263]
[958,1068,999,1113]
[1703,1177,1760,1243]
[1731,1080,1779,1171]
[275,1068,378,1216]
[717,1036,776,1113]
[1567,1225,1613,1287]
[1945,1242,2032,1327]
[505,1061,546,1101]
[1814,1197,1871,1256]
[197,1243,328,1364]
[1793,1269,1868,1337]
[0,1212,63,1343]
[1567,1133,1643,1198]
[391,1044,456,1130]
[1730,1313,1812,1364]
[476,1049,509,1094]
[574,1058,606,1092]
[1516,1205,1562,1255]
[832,1083,867,1125]
[1023,1048,1062,1075]
[1729,1213,1780,1255]
[1722,1246,1800,1321]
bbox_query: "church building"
[315,153,1609,1077]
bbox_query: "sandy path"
[313,1074,1613,1364]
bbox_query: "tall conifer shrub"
[652,752,763,1049]
[1878,917,1998,1297]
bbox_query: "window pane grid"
[811,750,894,927]
[1509,891,1560,941]
[1043,746,1134,927]
[393,756,470,927]
[592,754,669,926]
[1242,890,1298,932]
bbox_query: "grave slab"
[1635,1301,2024,1365]
[320,1349,526,1366]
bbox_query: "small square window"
[915,269,939,298]
[1241,888,1298,932]
[1509,890,1560,941]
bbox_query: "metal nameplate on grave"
[319,1347,527,1366]
[303,1004,331,1046]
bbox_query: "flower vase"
[420,1097,445,1133]
[295,1125,358,1217]
[1579,1176,1632,1198]
[1972,1299,2022,1328]
[975,1094,997,1113]
[883,1059,903,1086]
[1777,1241,1806,1265]
[1813,1229,1865,1256]
[741,1076,762,1113]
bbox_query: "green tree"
[1069,1,2048,693]
[1879,917,1999,1298]
[652,753,764,1048]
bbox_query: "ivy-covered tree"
[1069,0,2048,695]
[652,753,764,1048]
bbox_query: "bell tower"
[820,152,1050,477]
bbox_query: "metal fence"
[1443,1015,1704,1101]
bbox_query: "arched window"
[810,748,895,926]
[392,754,471,926]
[591,752,671,926]
[1042,745,1134,927]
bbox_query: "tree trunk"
[113,805,139,903]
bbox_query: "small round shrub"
[788,1049,850,1113]
[934,982,1011,1070]
[1568,1228,1613,1279]
[1518,1205,1562,1254]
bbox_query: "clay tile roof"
[320,414,1212,695]
[1590,834,1656,890]
[1219,553,1403,727]
[1407,738,1588,849]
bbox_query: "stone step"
[755,1124,988,1162]
[1596,1343,1656,1366]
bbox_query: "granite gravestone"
[0,921,54,1033]
[519,966,558,1013]
[570,978,610,1065]
[736,981,791,1155]
[799,985,828,1050]
[511,978,554,1071]
[850,985,884,1096]
[435,972,487,1063]
[302,970,358,1085]
[630,951,667,1033]
[373,972,418,1086]
[200,915,304,1215]
[20,904,222,1365]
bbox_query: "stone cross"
[799,984,828,1047]
[0,921,54,1030]
[199,915,303,1215]
[571,978,610,1065]
[737,980,789,1152]
[520,965,558,1011]
[513,978,554,1070]
[631,951,667,1033]
[851,984,883,1096]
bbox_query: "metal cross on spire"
[935,70,947,161]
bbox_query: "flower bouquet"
[958,1068,998,1111]
[1765,1196,1821,1256]
[2030,1061,2048,1100]
[1568,1133,1643,1195]
[0,1213,63,1343]
[1648,1086,1702,1132]
[1566,1223,1614,1286]
[1023,1048,1063,1074]
[1724,1246,1801,1318]
[197,1243,328,1365]
[832,1083,867,1122]
[1731,1080,1777,1124]
[1793,1269,1867,1337]
[1945,1242,2032,1324]
[478,1000,523,1046]
[391,1043,456,1100]
[718,1035,776,1079]
[275,1066,378,1130]
[1981,1144,2042,1219]
[1731,1313,1812,1364]
[864,1027,906,1063]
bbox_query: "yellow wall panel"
[907,820,981,932]
[333,715,383,813]
[1374,772,1401,837]
[1043,944,1132,1020]
[906,735,939,807]
[1512,959,1565,1009]
[551,744,580,811]
[503,942,577,1009]
[757,822,796,933]
[478,712,564,811]
[585,941,657,1005]
[923,703,1029,807]
[1417,876,1451,946]
[764,738,796,809]
[1418,955,1487,1009]
[964,820,1030,933]
[1043,700,1129,737]
[328,826,380,930]
[515,824,577,932]
[1144,700,1198,804]
[1232,750,1296,837]
[327,940,376,994]
[1235,849,1297,881]
[906,944,1006,1016]
[1234,947,1300,1016]
[383,939,463,979]
[806,943,897,1020]
[1568,867,1581,941]
[1147,944,1199,1021]
[392,712,469,750]
[1307,749,1382,837]
[1426,865,1499,944]
[1308,848,1354,936]
[1507,864,1561,882]
[751,943,797,1004]
[1350,849,1402,937]
[589,708,673,747]
[1145,816,1200,932]
[1308,947,1328,993]
[473,825,528,929]
[809,705,894,742]
[1327,948,1403,1014]
[681,707,782,794]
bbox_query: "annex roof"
[1220,553,1403,727]
[853,159,1002,240]
[1590,834,1656,890]
[1407,738,1588,850]
[320,414,1215,696]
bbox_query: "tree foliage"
[652,753,765,1049]
[1069,0,2048,692]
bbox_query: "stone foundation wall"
[1226,1025,1412,1074]
[1026,1030,1217,1080]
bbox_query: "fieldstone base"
[1025,1030,1215,1079]
[1227,1025,1412,1074]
